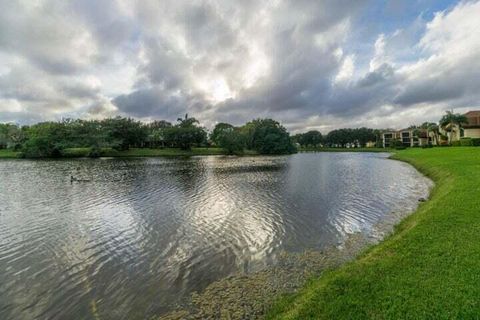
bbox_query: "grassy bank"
[267,147,480,319]
[0,149,19,158]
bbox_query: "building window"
[383,133,393,147]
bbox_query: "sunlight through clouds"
[0,0,478,131]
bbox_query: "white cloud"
[369,34,389,71]
[335,54,355,84]
[394,1,480,106]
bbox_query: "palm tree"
[373,129,382,147]
[419,122,439,145]
[177,113,199,128]
[439,110,468,143]
[427,123,440,145]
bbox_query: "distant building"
[464,110,480,138]
[382,129,431,148]
[381,110,480,148]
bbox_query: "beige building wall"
[464,128,480,138]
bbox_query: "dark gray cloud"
[113,87,188,119]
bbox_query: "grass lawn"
[0,149,19,158]
[267,147,480,319]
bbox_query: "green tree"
[0,124,8,149]
[210,123,234,146]
[324,128,376,147]
[419,122,439,145]
[0,123,26,149]
[325,129,353,147]
[21,122,69,157]
[164,114,207,150]
[440,110,468,143]
[354,128,376,147]
[241,119,296,154]
[217,127,245,154]
[101,117,148,150]
[298,130,323,147]
[147,120,172,148]
[373,129,383,148]
[291,133,303,146]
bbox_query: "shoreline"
[0,147,260,159]
[0,147,391,160]
[156,151,432,320]
[267,147,480,319]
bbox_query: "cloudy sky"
[1,0,479,132]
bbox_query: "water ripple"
[0,153,432,319]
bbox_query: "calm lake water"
[0,152,431,319]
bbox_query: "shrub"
[390,139,405,149]
[21,137,64,158]
[217,129,245,155]
[87,146,102,158]
[451,140,461,146]
[460,138,473,146]
[471,138,480,146]
[438,141,450,146]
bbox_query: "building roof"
[465,110,480,117]
[465,110,480,128]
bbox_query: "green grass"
[0,149,19,158]
[300,147,386,153]
[0,146,261,159]
[0,147,233,158]
[267,147,480,319]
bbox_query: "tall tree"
[299,130,323,147]
[210,123,234,146]
[164,114,207,150]
[439,110,468,143]
[102,117,148,150]
[216,128,245,154]
[419,122,439,145]
[241,119,296,154]
[147,120,172,148]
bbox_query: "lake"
[0,152,431,319]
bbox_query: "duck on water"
[70,175,91,183]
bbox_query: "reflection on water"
[0,153,431,319]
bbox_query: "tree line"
[0,115,296,157]
[1,110,473,157]
[292,110,474,149]
[293,128,380,148]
